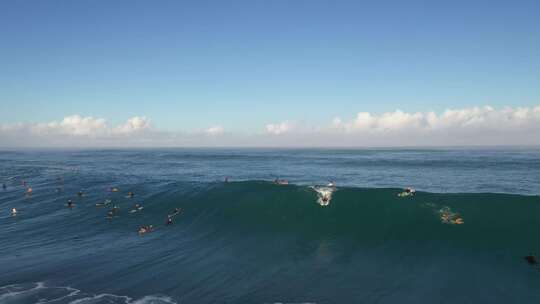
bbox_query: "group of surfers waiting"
[5,179,182,236]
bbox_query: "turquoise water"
[1,149,540,303]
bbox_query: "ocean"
[1,148,540,303]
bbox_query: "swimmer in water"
[224,177,229,183]
[127,191,134,198]
[2,183,6,190]
[166,216,173,225]
[26,187,33,195]
[452,217,464,225]
[78,190,84,197]
[440,213,450,223]
[11,208,17,216]
[67,200,74,208]
[138,225,153,235]
[107,206,120,219]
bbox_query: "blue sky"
[1,0,539,134]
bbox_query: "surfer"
[322,196,329,203]
[107,205,120,219]
[398,187,416,197]
[97,199,112,207]
[138,225,153,235]
[275,179,289,185]
[451,216,464,225]
[130,203,143,213]
[525,254,538,265]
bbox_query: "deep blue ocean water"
[1,148,540,303]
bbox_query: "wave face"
[1,149,540,303]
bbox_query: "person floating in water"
[107,205,120,219]
[127,191,134,198]
[11,208,17,216]
[439,207,464,225]
[138,225,153,235]
[525,254,538,265]
[67,199,75,208]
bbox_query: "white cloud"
[205,125,224,136]
[31,115,108,136]
[1,115,151,139]
[332,106,540,135]
[113,116,151,134]
[266,121,294,135]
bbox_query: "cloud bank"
[265,121,294,135]
[1,106,539,147]
[205,126,225,136]
[331,106,540,134]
